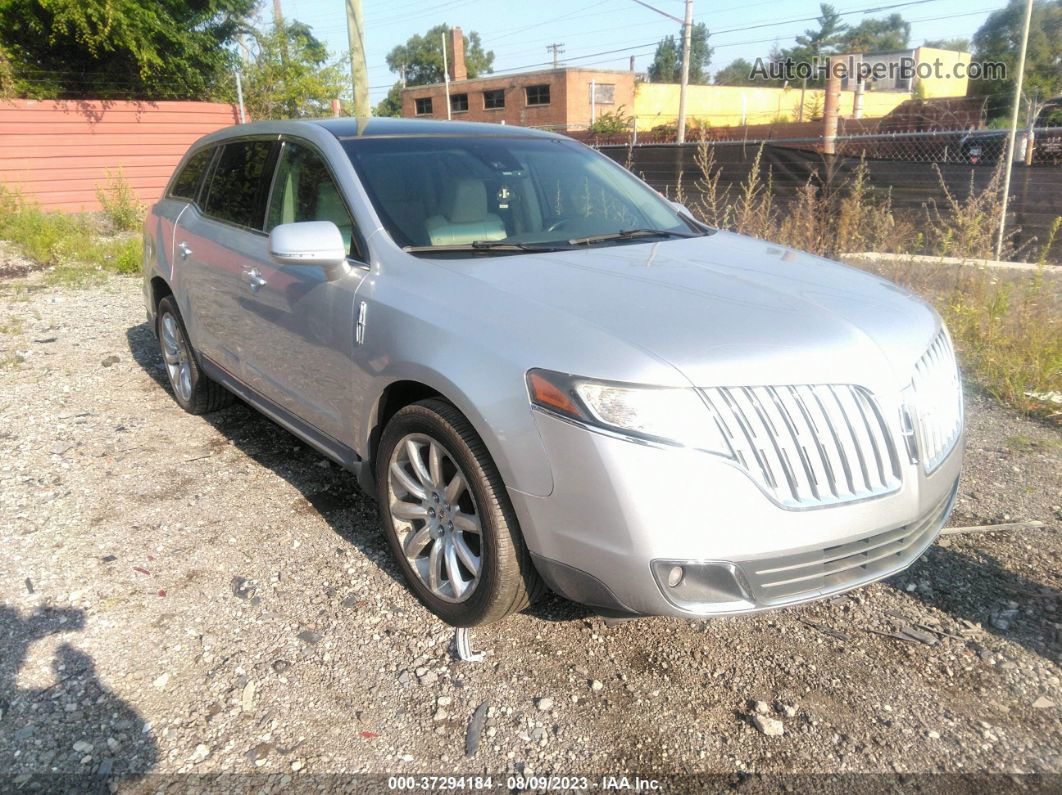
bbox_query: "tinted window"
[267,141,357,257]
[415,97,433,115]
[202,140,274,228]
[170,148,213,202]
[451,93,468,113]
[483,89,504,109]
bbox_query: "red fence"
[0,100,242,213]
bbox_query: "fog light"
[651,559,754,614]
[667,565,684,588]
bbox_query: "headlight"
[526,368,734,457]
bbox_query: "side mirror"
[269,221,347,269]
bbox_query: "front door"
[238,139,369,444]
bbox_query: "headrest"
[445,178,489,224]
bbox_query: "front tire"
[156,296,233,415]
[376,399,541,626]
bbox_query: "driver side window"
[267,141,358,258]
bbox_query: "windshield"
[341,135,703,254]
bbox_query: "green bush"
[95,167,145,233]
[0,183,143,282]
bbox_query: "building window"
[450,93,469,113]
[525,84,550,106]
[591,83,615,105]
[483,89,505,109]
[414,97,433,115]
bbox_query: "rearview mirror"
[269,221,347,269]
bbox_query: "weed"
[95,168,145,233]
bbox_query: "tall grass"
[0,184,142,281]
[683,143,1061,417]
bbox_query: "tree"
[793,4,847,59]
[923,38,970,52]
[648,22,713,83]
[375,82,404,117]
[713,59,758,86]
[385,24,493,87]
[777,3,847,87]
[238,21,348,120]
[0,0,254,99]
[973,0,1062,119]
[840,14,911,53]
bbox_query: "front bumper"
[510,410,962,618]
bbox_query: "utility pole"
[547,43,565,69]
[234,70,246,123]
[345,0,370,117]
[994,0,1034,260]
[441,31,452,120]
[676,0,693,143]
[629,0,693,143]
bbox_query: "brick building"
[400,27,635,130]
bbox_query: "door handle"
[177,241,192,260]
[241,268,267,292]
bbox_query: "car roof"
[197,117,567,144]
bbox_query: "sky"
[270,0,1004,106]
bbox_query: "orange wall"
[0,100,241,213]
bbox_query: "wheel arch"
[359,367,553,500]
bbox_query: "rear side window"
[202,140,275,229]
[169,148,213,202]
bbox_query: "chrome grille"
[700,385,901,509]
[909,329,963,473]
[739,483,956,606]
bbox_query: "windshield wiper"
[567,228,696,246]
[403,240,571,254]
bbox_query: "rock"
[776,703,798,717]
[245,742,273,764]
[437,696,453,707]
[72,741,92,754]
[927,730,940,739]
[753,700,770,715]
[465,702,489,758]
[291,760,304,772]
[191,744,210,763]
[152,672,170,691]
[419,670,439,685]
[241,681,256,712]
[433,708,449,721]
[101,355,120,367]
[297,629,321,645]
[751,714,784,737]
[536,697,554,711]
[590,680,603,691]
[1032,697,1055,709]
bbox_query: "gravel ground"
[0,272,1060,787]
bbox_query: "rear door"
[238,138,369,442]
[175,138,277,376]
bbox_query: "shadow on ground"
[891,542,1061,663]
[0,605,158,786]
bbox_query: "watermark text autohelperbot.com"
[749,55,1006,83]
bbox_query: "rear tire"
[156,296,233,415]
[376,398,542,626]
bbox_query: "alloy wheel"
[159,312,193,403]
[387,433,482,603]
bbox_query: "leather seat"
[424,178,506,246]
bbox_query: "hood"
[449,231,939,392]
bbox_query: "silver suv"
[143,118,963,626]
